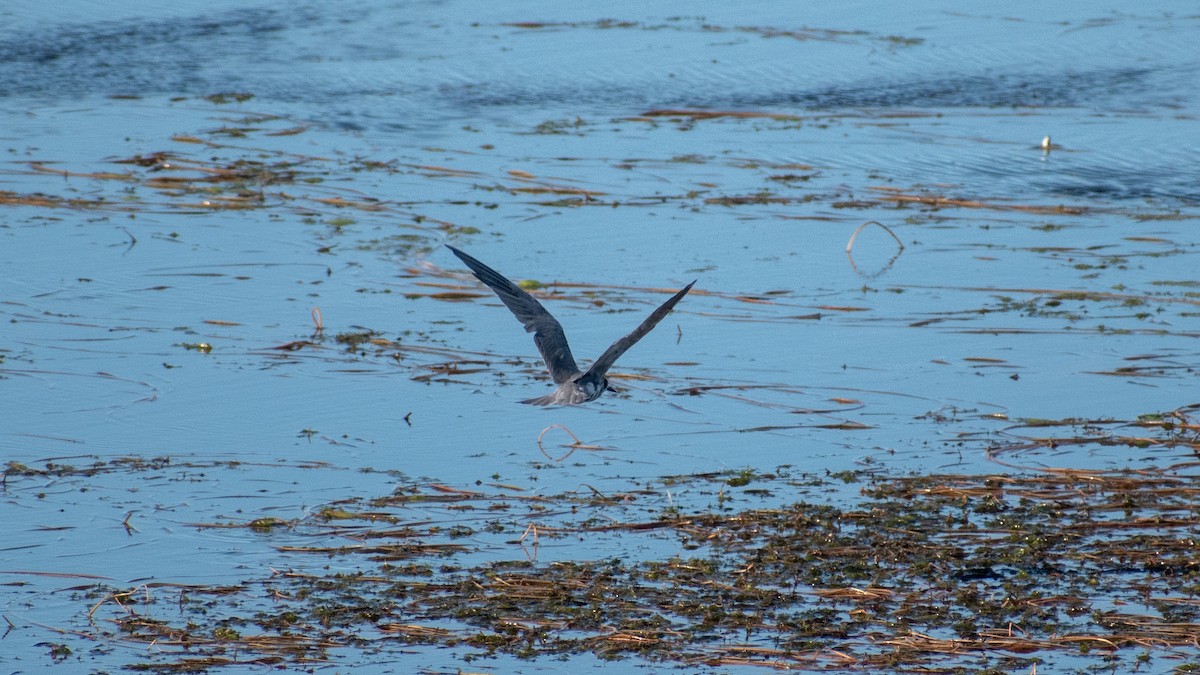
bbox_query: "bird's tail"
[520,393,559,406]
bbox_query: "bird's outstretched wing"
[579,281,696,384]
[447,245,581,384]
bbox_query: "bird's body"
[446,245,695,405]
[523,373,606,407]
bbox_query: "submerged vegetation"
[11,451,1199,672]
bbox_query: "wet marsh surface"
[3,1,1200,672]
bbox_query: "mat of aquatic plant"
[7,429,1200,673]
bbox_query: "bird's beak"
[606,385,618,394]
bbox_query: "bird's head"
[579,376,616,401]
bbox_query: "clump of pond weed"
[59,460,1200,673]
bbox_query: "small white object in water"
[1041,135,1052,150]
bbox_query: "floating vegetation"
[870,186,1091,215]
[204,92,255,105]
[638,109,804,122]
[178,342,213,353]
[495,17,910,48]
[19,453,1198,672]
[0,119,445,247]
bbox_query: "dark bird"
[447,245,695,405]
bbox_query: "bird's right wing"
[447,245,581,384]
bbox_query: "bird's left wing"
[579,281,695,383]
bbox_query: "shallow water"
[2,1,1199,672]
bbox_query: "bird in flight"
[446,245,695,405]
